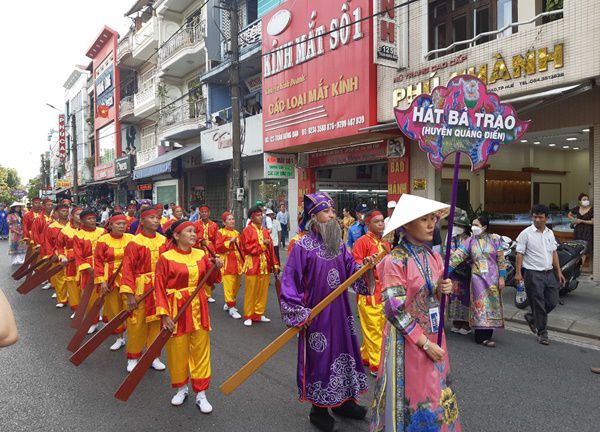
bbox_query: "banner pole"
[438,152,461,346]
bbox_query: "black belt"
[525,268,554,274]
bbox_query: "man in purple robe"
[280,192,374,432]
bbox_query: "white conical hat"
[10,202,23,208]
[383,194,450,236]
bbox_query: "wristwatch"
[422,339,430,351]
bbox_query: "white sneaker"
[55,303,65,308]
[260,316,271,323]
[450,326,460,334]
[41,283,51,290]
[151,358,166,371]
[51,292,57,299]
[70,312,75,319]
[223,304,229,311]
[126,359,138,373]
[171,386,189,406]
[109,337,126,351]
[244,319,253,327]
[458,328,472,335]
[195,391,213,414]
[87,324,98,334]
[229,308,242,319]
[207,297,216,303]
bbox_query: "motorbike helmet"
[454,208,470,228]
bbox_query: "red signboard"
[308,141,387,168]
[58,114,66,162]
[262,0,376,151]
[93,162,115,181]
[387,157,410,203]
[297,167,316,207]
[138,184,153,191]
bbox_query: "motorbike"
[502,235,587,309]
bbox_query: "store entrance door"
[441,179,470,211]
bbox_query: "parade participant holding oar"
[351,209,390,376]
[279,192,375,432]
[31,198,55,291]
[215,211,244,320]
[41,203,70,308]
[73,209,106,334]
[56,207,82,316]
[371,194,460,432]
[194,205,219,303]
[120,207,167,373]
[155,220,222,411]
[22,197,42,244]
[94,213,134,351]
[241,206,279,327]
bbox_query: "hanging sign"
[395,75,530,172]
[58,114,66,162]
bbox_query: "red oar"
[67,263,124,352]
[16,261,64,295]
[15,255,51,281]
[12,249,39,279]
[70,289,154,366]
[71,273,95,329]
[114,265,218,401]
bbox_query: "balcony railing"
[133,17,158,52]
[117,35,132,62]
[159,99,207,131]
[222,19,262,59]
[119,96,134,118]
[159,23,206,64]
[134,84,156,108]
[137,134,158,166]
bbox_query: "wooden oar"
[15,255,51,281]
[12,249,39,279]
[70,289,154,366]
[67,263,124,352]
[71,272,95,329]
[219,249,388,396]
[114,265,218,402]
[16,261,65,295]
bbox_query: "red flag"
[97,105,109,118]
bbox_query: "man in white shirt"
[267,209,282,262]
[276,204,290,248]
[100,206,110,224]
[515,204,566,345]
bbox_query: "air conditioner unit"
[297,152,309,168]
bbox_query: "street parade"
[2,0,600,431]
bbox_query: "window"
[428,0,517,57]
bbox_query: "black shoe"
[538,334,550,345]
[524,313,537,335]
[310,406,336,432]
[331,400,368,420]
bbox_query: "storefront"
[375,1,600,274]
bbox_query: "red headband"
[250,210,262,218]
[110,214,127,223]
[72,207,83,214]
[222,211,232,222]
[173,221,195,234]
[199,205,210,212]
[140,209,159,219]
[43,198,53,204]
[172,205,182,212]
[365,211,383,225]
[81,213,96,220]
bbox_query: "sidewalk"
[503,276,600,340]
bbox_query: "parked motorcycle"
[501,236,587,309]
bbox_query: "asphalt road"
[1,242,599,432]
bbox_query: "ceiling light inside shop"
[563,145,570,149]
[320,189,343,192]
[566,137,577,141]
[347,190,369,193]
[533,141,541,144]
[520,139,528,143]
[548,144,556,147]
[573,147,580,150]
[582,128,590,132]
[371,190,388,193]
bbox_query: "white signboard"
[201,113,263,163]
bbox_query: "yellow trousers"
[222,275,241,308]
[125,301,161,359]
[204,284,213,298]
[65,279,80,310]
[357,296,385,373]
[102,289,125,334]
[166,328,211,392]
[50,267,68,305]
[244,274,270,321]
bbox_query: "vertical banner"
[387,157,409,203]
[58,114,66,162]
[297,167,315,208]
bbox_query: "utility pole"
[71,114,79,205]
[229,0,244,231]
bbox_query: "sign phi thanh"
[261,0,376,151]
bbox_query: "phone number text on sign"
[264,115,366,144]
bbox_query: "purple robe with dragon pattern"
[280,230,370,407]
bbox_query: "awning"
[133,144,201,180]
[83,179,111,186]
[106,175,130,184]
[124,0,152,17]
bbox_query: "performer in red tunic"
[94,213,134,351]
[120,208,168,373]
[241,206,279,327]
[56,208,82,315]
[40,203,70,307]
[163,205,184,233]
[215,212,244,319]
[155,220,222,411]
[22,197,43,243]
[194,205,219,303]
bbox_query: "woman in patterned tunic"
[372,194,461,432]
[449,215,507,347]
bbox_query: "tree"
[27,177,43,201]
[0,166,23,205]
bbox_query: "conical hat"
[383,194,450,236]
[10,202,23,208]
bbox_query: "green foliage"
[0,166,23,204]
[27,177,43,201]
